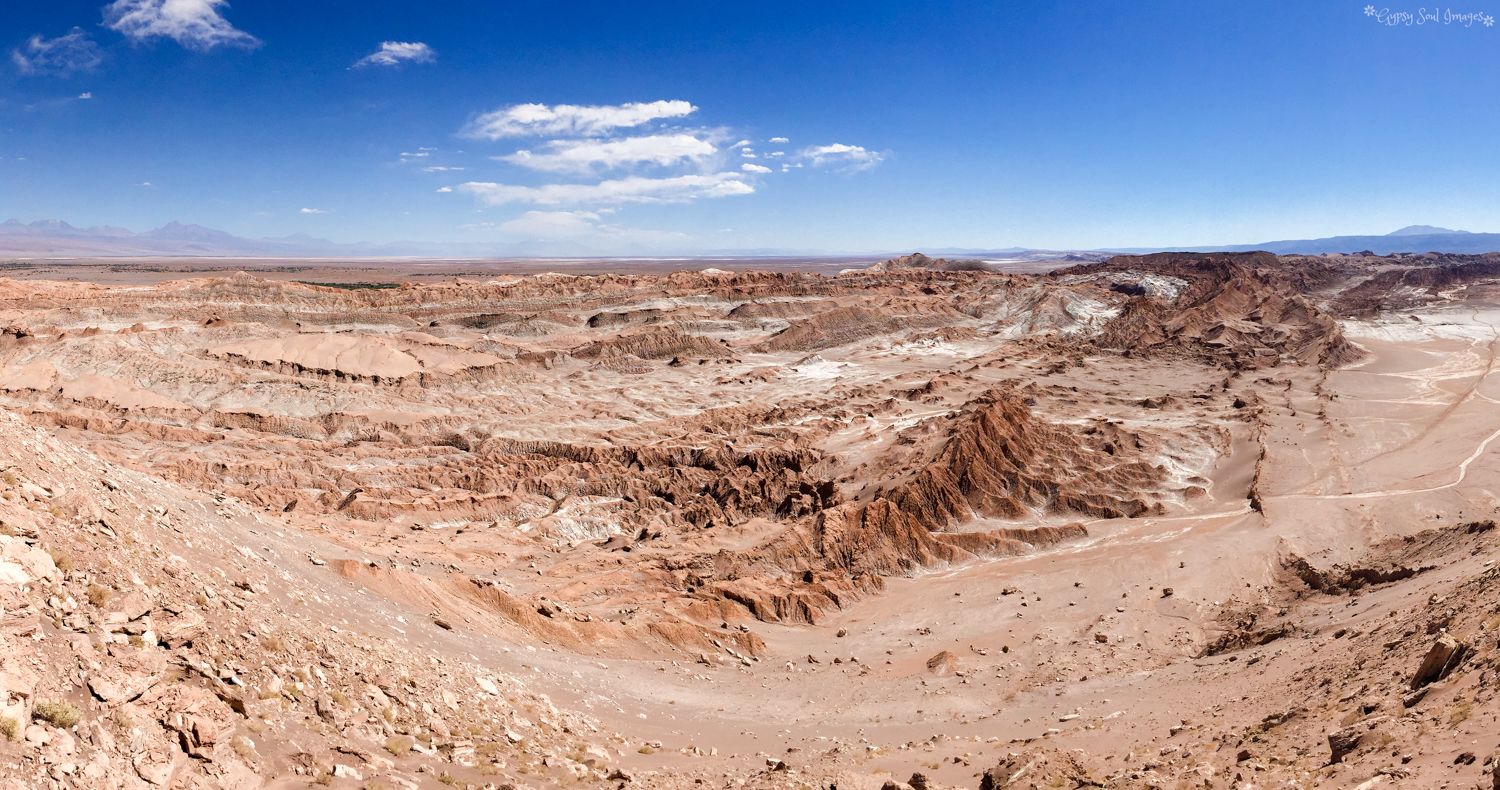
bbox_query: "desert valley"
[0,250,1495,789]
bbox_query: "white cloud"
[499,210,602,236]
[353,41,435,68]
[79,92,94,99]
[457,172,752,206]
[422,166,463,172]
[12,29,103,75]
[497,134,717,173]
[436,186,453,192]
[730,140,751,147]
[769,137,788,143]
[103,0,260,51]
[491,210,690,244]
[801,143,885,172]
[460,100,696,140]
[741,163,771,173]
[138,181,152,186]
[400,151,430,157]
[299,208,325,214]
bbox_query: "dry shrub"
[48,550,74,574]
[383,735,414,757]
[86,583,111,606]
[34,701,81,728]
[231,735,255,758]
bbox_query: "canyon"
[0,250,1497,789]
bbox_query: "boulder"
[1411,634,1469,689]
[113,591,152,622]
[0,667,38,726]
[1327,718,1389,763]
[926,650,960,676]
[157,611,206,648]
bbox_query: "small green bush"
[0,716,19,741]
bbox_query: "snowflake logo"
[1364,4,1376,15]
[1485,14,1496,25]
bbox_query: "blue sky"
[4,1,1500,253]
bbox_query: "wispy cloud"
[769,137,789,143]
[422,166,463,172]
[460,100,696,141]
[436,186,452,192]
[741,163,771,173]
[498,134,717,173]
[801,143,885,172]
[79,92,94,100]
[487,210,690,244]
[498,210,602,236]
[457,173,752,206]
[353,41,434,68]
[299,207,326,214]
[103,0,260,51]
[12,29,103,75]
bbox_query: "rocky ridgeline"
[1062,252,1364,368]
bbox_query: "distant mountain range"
[1115,225,1500,256]
[4,218,1499,259]
[0,218,384,257]
[0,218,846,258]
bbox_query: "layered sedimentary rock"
[0,252,1388,639]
